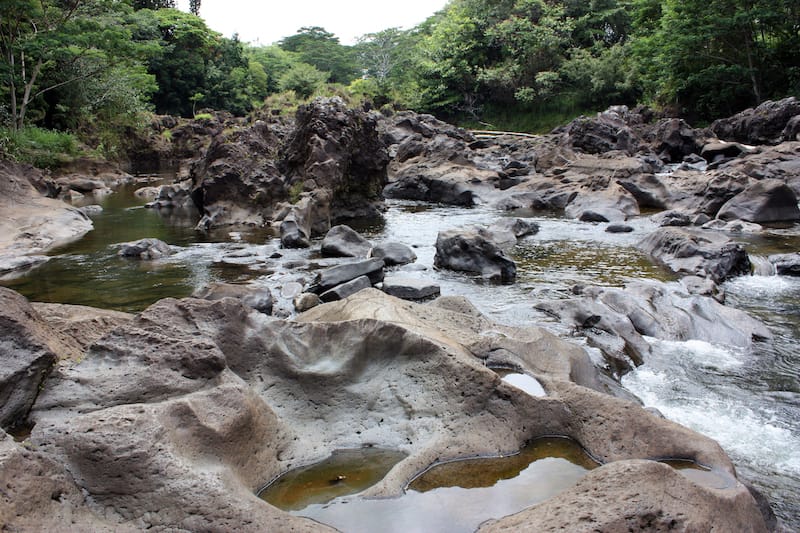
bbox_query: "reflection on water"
[259,448,407,511]
[289,438,597,533]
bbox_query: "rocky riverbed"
[2,97,800,531]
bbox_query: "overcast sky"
[175,0,450,45]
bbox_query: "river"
[4,187,799,529]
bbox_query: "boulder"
[711,97,800,144]
[281,97,389,224]
[308,258,385,294]
[192,282,274,314]
[0,288,81,429]
[701,141,754,163]
[382,277,441,300]
[321,225,372,258]
[768,252,800,276]
[617,172,673,210]
[117,238,173,260]
[190,119,287,228]
[370,242,417,266]
[651,209,693,227]
[646,118,705,162]
[319,275,373,302]
[638,227,751,283]
[0,161,93,275]
[716,179,800,223]
[434,227,517,282]
[606,224,634,233]
[480,460,767,533]
[557,114,638,155]
[293,292,323,312]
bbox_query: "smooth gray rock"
[769,252,800,276]
[382,277,441,300]
[321,225,372,258]
[434,227,516,282]
[279,217,310,249]
[638,227,751,283]
[651,210,692,227]
[319,275,372,302]
[606,224,634,233]
[370,242,417,266]
[0,288,74,428]
[716,179,800,223]
[309,258,385,294]
[293,292,322,312]
[117,238,172,260]
[192,282,273,314]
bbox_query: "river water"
[4,189,799,529]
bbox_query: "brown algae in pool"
[409,436,598,492]
[290,437,599,533]
[258,447,407,511]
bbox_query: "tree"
[279,26,358,84]
[278,62,328,99]
[0,0,155,131]
[189,0,200,16]
[132,0,175,9]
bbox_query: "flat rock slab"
[382,277,441,300]
[309,258,385,294]
[320,275,372,302]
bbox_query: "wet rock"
[768,252,800,276]
[702,218,763,233]
[716,179,800,223]
[321,225,372,258]
[711,97,800,144]
[536,279,770,375]
[117,238,173,260]
[638,227,751,283]
[0,288,80,428]
[382,277,441,300]
[320,275,372,302]
[434,227,517,282]
[488,218,539,241]
[309,258,385,294]
[617,172,672,210]
[370,242,417,266]
[192,282,274,314]
[606,224,634,233]
[651,209,693,227]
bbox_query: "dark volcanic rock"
[646,118,706,163]
[319,275,372,302]
[370,242,417,266]
[309,258,385,294]
[769,252,800,276]
[191,119,287,228]
[117,238,173,260]
[638,227,751,283]
[282,97,389,224]
[321,225,372,258]
[558,111,638,155]
[711,97,800,145]
[716,179,800,223]
[382,277,441,300]
[434,227,517,282]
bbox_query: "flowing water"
[4,189,800,528]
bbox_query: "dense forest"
[1,0,798,164]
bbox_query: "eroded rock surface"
[0,287,762,531]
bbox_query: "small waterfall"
[749,255,777,276]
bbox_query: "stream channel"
[4,184,799,529]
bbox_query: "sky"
[175,0,450,45]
